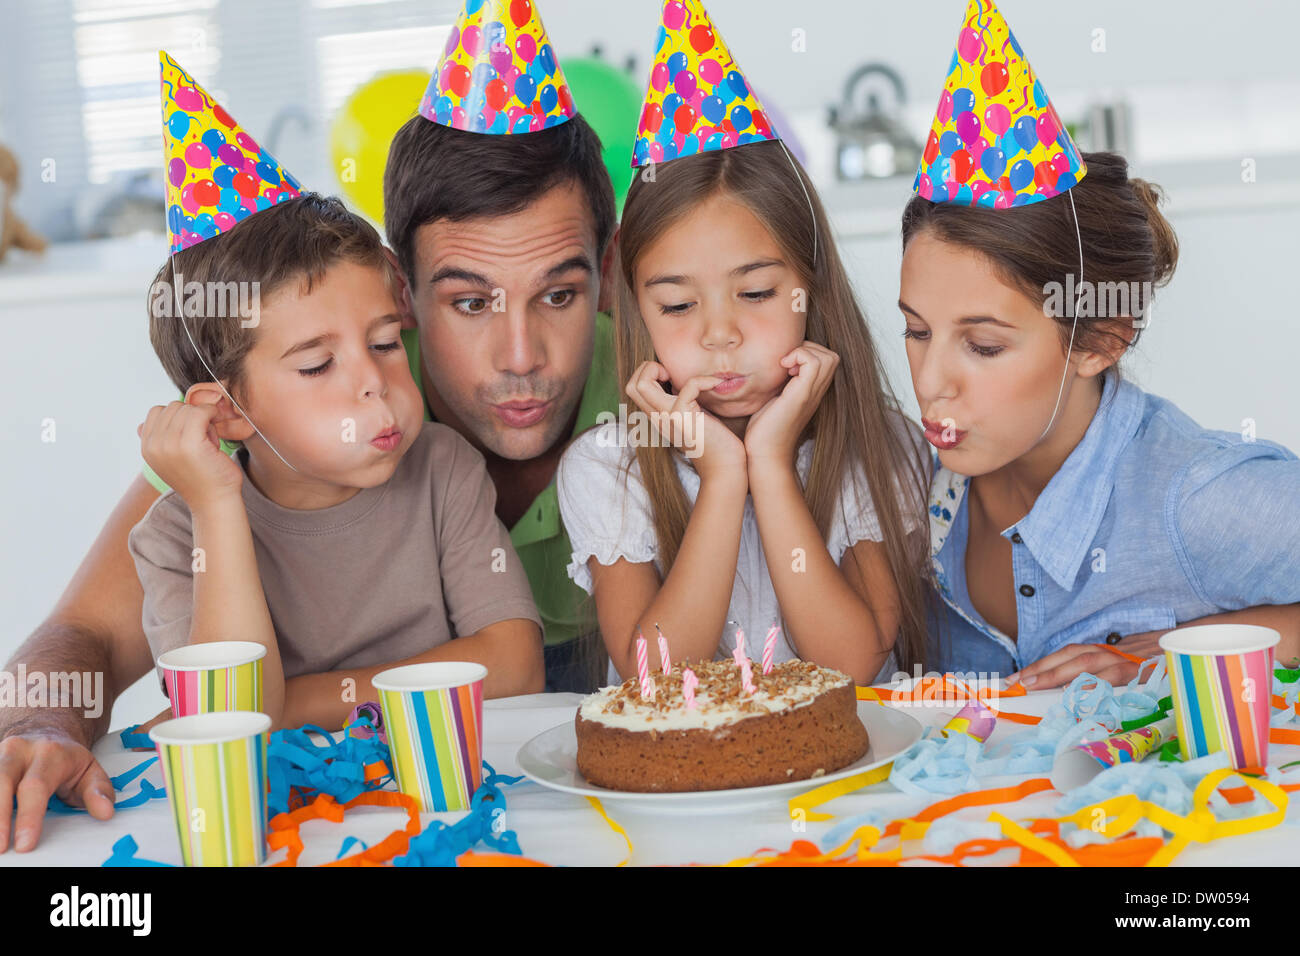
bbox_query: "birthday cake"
[574,659,869,792]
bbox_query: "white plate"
[515,701,923,813]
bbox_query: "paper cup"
[1051,716,1176,791]
[372,662,486,812]
[1160,624,1279,769]
[157,641,265,717]
[150,711,271,867]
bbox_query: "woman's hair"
[609,139,933,674]
[900,151,1179,361]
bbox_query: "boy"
[129,193,544,731]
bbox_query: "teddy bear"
[0,141,49,263]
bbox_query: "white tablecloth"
[5,689,1297,867]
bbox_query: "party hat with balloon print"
[420,0,575,135]
[914,0,1085,208]
[632,0,778,167]
[159,52,303,253]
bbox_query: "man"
[382,107,618,694]
[0,6,620,852]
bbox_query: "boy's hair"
[383,114,616,285]
[147,193,402,411]
[611,140,935,675]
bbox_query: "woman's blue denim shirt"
[926,370,1300,678]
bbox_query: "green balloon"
[562,57,642,215]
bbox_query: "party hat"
[632,0,778,167]
[419,0,575,135]
[160,52,303,253]
[914,0,1086,208]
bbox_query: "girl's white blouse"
[557,417,924,684]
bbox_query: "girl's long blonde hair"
[610,140,933,672]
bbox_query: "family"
[2,0,1299,854]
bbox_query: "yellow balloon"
[330,70,429,224]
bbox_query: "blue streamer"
[394,763,526,867]
[1054,750,1233,819]
[336,836,368,859]
[102,834,174,867]
[119,724,154,750]
[887,672,1170,795]
[822,809,890,849]
[266,716,392,817]
[95,720,530,866]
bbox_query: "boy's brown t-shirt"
[127,421,542,680]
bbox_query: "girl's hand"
[625,361,747,484]
[744,342,840,472]
[138,397,244,511]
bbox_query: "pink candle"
[762,623,781,675]
[655,622,671,673]
[682,667,698,709]
[732,629,756,694]
[635,631,655,700]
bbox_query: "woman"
[900,149,1300,688]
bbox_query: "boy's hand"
[138,397,244,510]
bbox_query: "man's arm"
[0,474,161,852]
[279,618,544,730]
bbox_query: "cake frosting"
[579,659,853,731]
[574,659,870,793]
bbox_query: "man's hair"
[147,193,401,406]
[383,114,616,285]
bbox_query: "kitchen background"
[2,0,1297,728]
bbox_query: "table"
[5,688,1297,867]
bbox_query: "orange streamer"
[267,790,421,868]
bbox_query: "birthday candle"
[762,624,780,675]
[733,629,756,695]
[635,631,655,700]
[655,622,671,673]
[682,667,698,709]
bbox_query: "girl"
[557,137,932,686]
[901,149,1300,688]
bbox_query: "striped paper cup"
[372,662,486,812]
[1160,624,1279,769]
[150,711,271,867]
[157,642,265,717]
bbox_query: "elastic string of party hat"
[169,253,299,472]
[1035,188,1085,442]
[777,139,817,269]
